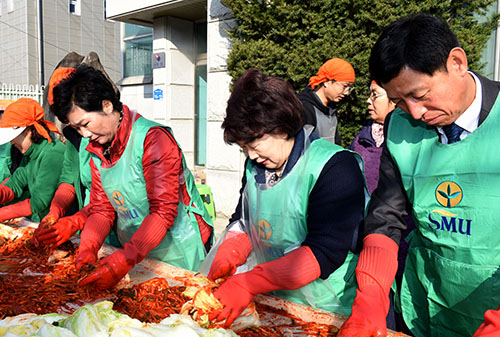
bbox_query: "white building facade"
[106,0,245,218]
[0,0,121,86]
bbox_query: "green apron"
[92,117,213,271]
[243,129,362,315]
[77,137,91,207]
[0,143,12,183]
[387,103,500,337]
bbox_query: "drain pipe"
[37,0,45,86]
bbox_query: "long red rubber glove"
[0,199,31,222]
[0,185,14,205]
[47,183,77,220]
[36,210,87,247]
[208,231,252,281]
[473,305,500,337]
[211,246,320,327]
[78,213,168,289]
[338,233,399,337]
[75,212,114,271]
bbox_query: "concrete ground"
[213,212,229,240]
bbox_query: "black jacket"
[297,86,342,145]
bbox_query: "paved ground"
[213,213,229,240]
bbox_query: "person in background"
[204,68,365,327]
[0,98,65,223]
[349,80,414,333]
[349,81,395,194]
[50,65,214,289]
[297,57,355,144]
[338,13,500,337]
[34,67,119,248]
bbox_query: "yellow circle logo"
[257,220,272,240]
[435,181,462,208]
[112,191,125,206]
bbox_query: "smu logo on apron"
[111,190,140,220]
[427,181,471,236]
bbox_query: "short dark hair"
[222,68,304,144]
[369,13,460,85]
[51,64,122,124]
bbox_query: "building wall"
[206,0,246,217]
[0,0,121,86]
[0,0,30,85]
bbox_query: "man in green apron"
[338,13,500,337]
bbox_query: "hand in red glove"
[35,212,86,247]
[78,213,168,288]
[33,213,59,247]
[0,199,31,222]
[0,184,14,205]
[75,240,100,271]
[78,250,134,289]
[208,231,252,281]
[338,234,398,337]
[473,305,500,337]
[211,246,320,327]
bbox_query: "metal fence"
[0,83,44,109]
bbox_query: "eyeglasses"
[333,81,354,94]
[368,91,386,101]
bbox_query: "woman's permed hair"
[51,64,123,124]
[222,68,303,144]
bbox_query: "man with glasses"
[298,57,355,144]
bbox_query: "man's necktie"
[442,123,464,144]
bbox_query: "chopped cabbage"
[0,301,238,337]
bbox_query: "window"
[123,24,153,77]
[69,0,80,16]
[7,0,13,13]
[194,22,207,165]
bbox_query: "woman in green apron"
[0,98,65,223]
[201,69,366,327]
[34,67,119,248]
[49,65,214,289]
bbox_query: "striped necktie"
[442,123,464,144]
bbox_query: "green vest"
[78,138,92,207]
[0,143,12,183]
[244,131,361,315]
[387,103,500,337]
[92,117,213,272]
[61,137,91,208]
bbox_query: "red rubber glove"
[75,211,115,271]
[78,213,168,288]
[75,238,101,271]
[35,211,86,247]
[33,213,59,247]
[338,234,399,337]
[0,199,32,222]
[211,246,320,327]
[78,249,134,289]
[0,185,15,205]
[208,231,252,281]
[47,183,77,219]
[473,305,500,337]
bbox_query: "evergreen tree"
[222,0,498,146]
